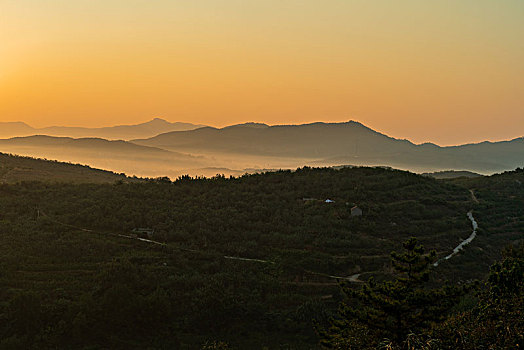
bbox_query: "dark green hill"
[1,162,522,348]
[441,168,524,279]
[0,152,133,183]
[5,165,518,348]
[422,170,483,179]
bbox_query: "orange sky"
[1,0,523,145]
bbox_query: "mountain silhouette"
[0,120,521,176]
[0,118,204,140]
[133,121,523,174]
[0,135,207,178]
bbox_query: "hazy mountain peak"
[347,119,365,126]
[1,121,32,127]
[226,122,270,129]
[0,121,34,131]
[144,117,171,125]
[345,120,380,131]
[131,120,524,174]
[0,118,204,140]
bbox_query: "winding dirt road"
[433,210,478,267]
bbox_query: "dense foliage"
[442,168,524,279]
[0,165,521,348]
[319,238,470,348]
[0,152,131,184]
[431,243,523,349]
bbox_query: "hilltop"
[0,152,133,183]
[422,170,483,179]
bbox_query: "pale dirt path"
[432,189,479,267]
[469,189,479,204]
[36,210,372,284]
[223,256,274,264]
[304,269,365,283]
[38,209,277,262]
[433,210,478,267]
[38,209,168,246]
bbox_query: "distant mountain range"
[133,121,524,174]
[0,118,204,140]
[0,135,207,178]
[0,120,522,177]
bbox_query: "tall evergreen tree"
[320,238,468,349]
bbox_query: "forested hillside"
[0,153,132,184]
[0,166,521,348]
[445,168,524,275]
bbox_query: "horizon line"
[1,117,522,148]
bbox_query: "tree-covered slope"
[0,152,132,184]
[0,167,470,347]
[0,166,520,348]
[443,168,524,274]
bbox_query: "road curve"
[433,210,478,267]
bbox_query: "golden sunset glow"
[1,0,523,145]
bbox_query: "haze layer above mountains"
[0,119,522,178]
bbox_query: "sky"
[1,0,523,145]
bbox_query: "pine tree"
[432,243,524,349]
[320,238,468,348]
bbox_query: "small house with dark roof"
[351,206,362,217]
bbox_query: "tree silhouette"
[433,243,524,349]
[320,238,468,348]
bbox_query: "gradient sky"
[1,0,523,145]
